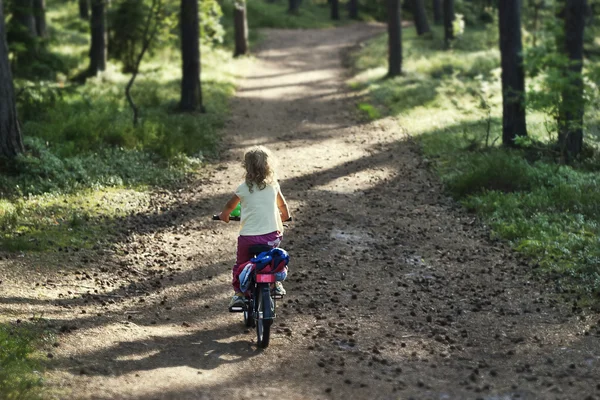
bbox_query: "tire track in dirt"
[2,23,599,400]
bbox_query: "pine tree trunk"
[233,1,248,57]
[331,0,340,20]
[12,0,37,37]
[443,0,455,45]
[0,0,24,159]
[180,0,204,112]
[387,0,402,77]
[79,0,90,20]
[288,0,299,14]
[433,0,442,24]
[87,0,106,76]
[412,0,431,35]
[498,0,527,146]
[348,0,358,19]
[33,0,47,38]
[558,0,586,159]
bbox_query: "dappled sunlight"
[311,166,397,194]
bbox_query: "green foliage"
[0,137,191,197]
[0,0,247,253]
[0,185,150,251]
[357,102,381,120]
[221,0,342,30]
[109,0,152,73]
[200,0,225,45]
[0,323,45,400]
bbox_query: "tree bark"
[331,0,339,20]
[443,0,455,46]
[387,0,402,77]
[79,0,90,20]
[87,0,107,76]
[288,0,299,14]
[412,0,431,35]
[0,0,24,159]
[11,0,37,38]
[33,0,47,38]
[348,0,358,19]
[180,0,204,112]
[558,0,586,159]
[498,0,527,146]
[433,0,442,24]
[233,1,248,57]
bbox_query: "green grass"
[349,25,600,296]
[1,0,252,254]
[0,187,150,251]
[0,323,47,400]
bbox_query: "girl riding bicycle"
[218,146,291,308]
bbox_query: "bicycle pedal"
[229,306,245,313]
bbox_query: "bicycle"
[212,214,289,348]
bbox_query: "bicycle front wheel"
[256,284,273,348]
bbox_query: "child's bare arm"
[277,190,290,221]
[219,194,240,223]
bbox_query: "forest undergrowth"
[348,24,600,299]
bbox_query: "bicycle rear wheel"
[256,284,273,348]
[243,298,254,327]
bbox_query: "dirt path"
[2,24,600,400]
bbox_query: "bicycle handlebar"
[212,215,292,222]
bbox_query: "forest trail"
[2,24,600,400]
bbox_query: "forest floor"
[1,23,600,400]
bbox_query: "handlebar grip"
[213,214,241,221]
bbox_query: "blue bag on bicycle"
[246,248,289,284]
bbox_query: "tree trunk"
[79,0,90,20]
[558,0,586,159]
[12,0,37,37]
[288,0,299,14]
[233,1,248,57]
[180,0,204,112]
[0,0,24,159]
[348,0,358,19]
[87,0,107,76]
[498,0,527,146]
[443,0,455,46]
[433,0,442,24]
[33,0,47,38]
[412,0,431,35]
[387,0,402,77]
[331,0,339,20]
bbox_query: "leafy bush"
[0,323,45,400]
[443,150,536,196]
[108,0,153,73]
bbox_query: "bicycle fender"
[261,285,274,320]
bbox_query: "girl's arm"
[277,190,290,222]
[219,194,240,223]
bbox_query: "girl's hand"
[219,194,240,223]
[219,212,230,223]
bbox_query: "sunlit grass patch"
[357,102,381,120]
[0,188,150,252]
[0,322,49,400]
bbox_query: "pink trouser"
[232,231,282,293]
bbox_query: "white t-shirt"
[235,181,283,236]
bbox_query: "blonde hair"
[243,146,275,193]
